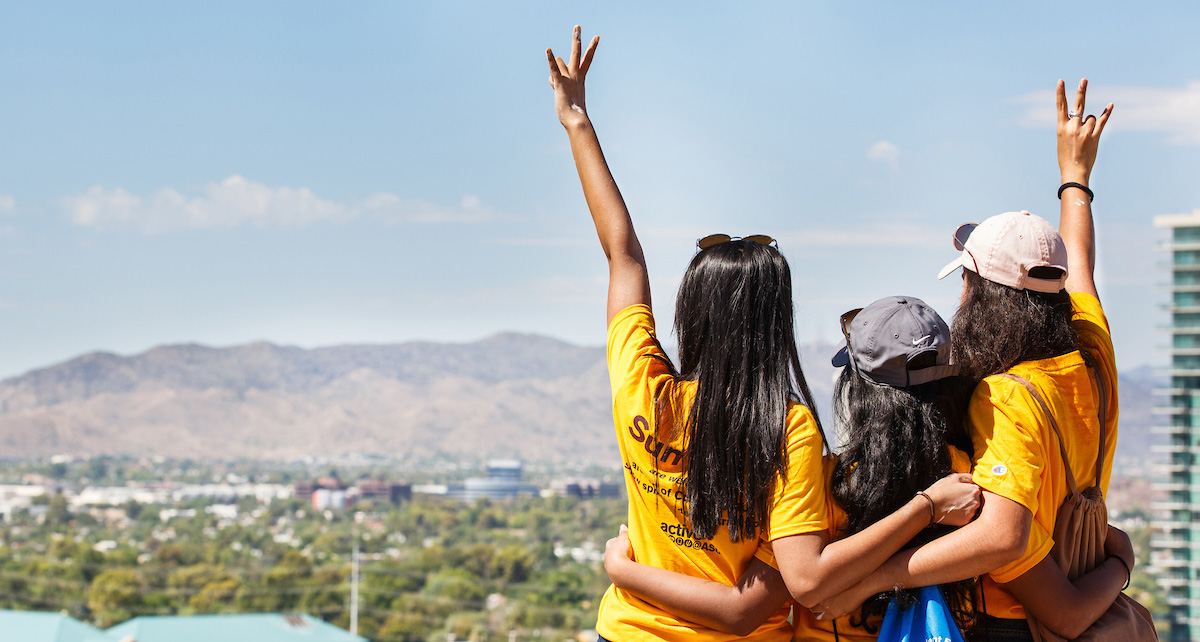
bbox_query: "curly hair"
[830,363,976,631]
[951,270,1079,385]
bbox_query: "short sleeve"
[766,406,830,540]
[989,516,1054,584]
[753,538,779,570]
[947,445,973,474]
[1070,293,1119,453]
[606,304,672,395]
[969,379,1046,515]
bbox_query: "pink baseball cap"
[937,211,1068,293]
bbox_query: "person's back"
[955,268,1119,623]
[818,79,1135,642]
[602,296,982,641]
[546,27,830,642]
[600,299,827,642]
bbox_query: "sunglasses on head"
[696,234,777,250]
[839,307,863,374]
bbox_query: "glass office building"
[1155,212,1200,641]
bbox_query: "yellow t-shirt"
[777,447,973,642]
[597,305,830,642]
[968,292,1119,620]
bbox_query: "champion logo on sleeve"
[991,464,1008,476]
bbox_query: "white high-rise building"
[1154,211,1200,641]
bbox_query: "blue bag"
[875,585,965,642]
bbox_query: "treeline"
[0,493,625,641]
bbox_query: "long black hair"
[952,270,1079,384]
[670,240,825,542]
[830,360,976,631]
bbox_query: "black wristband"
[1109,555,1131,590]
[1058,182,1094,202]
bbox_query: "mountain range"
[0,335,1160,467]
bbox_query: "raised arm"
[604,527,791,636]
[547,26,651,324]
[1057,78,1113,299]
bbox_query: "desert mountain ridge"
[0,334,1159,465]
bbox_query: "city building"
[457,459,538,502]
[0,609,104,642]
[357,479,412,504]
[412,460,539,502]
[104,613,366,642]
[312,488,347,511]
[0,610,366,642]
[1154,211,1200,642]
[549,478,622,499]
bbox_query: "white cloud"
[1015,81,1200,144]
[361,193,493,224]
[62,176,492,233]
[0,195,14,214]
[866,140,901,168]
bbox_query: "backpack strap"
[1086,356,1109,489]
[999,373,1079,497]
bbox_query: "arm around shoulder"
[603,529,790,635]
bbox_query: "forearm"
[607,557,787,635]
[1059,172,1097,296]
[564,118,650,320]
[858,496,1030,598]
[779,497,931,607]
[1007,556,1128,639]
[565,119,644,265]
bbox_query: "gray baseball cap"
[831,296,959,388]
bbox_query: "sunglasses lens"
[953,223,978,251]
[743,235,775,247]
[697,234,732,250]
[839,308,863,338]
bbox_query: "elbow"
[977,513,1029,569]
[1038,609,1091,640]
[991,527,1029,568]
[728,617,759,638]
[787,578,825,611]
[1054,620,1090,640]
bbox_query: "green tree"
[89,568,142,627]
[490,545,533,584]
[46,493,70,527]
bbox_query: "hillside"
[0,336,1158,467]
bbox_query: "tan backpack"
[1000,369,1156,642]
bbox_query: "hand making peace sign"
[1057,78,1113,184]
[546,26,599,129]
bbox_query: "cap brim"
[907,363,961,386]
[831,344,850,368]
[937,256,964,280]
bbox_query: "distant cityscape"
[0,456,621,527]
[0,453,627,642]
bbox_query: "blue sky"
[0,2,1197,378]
